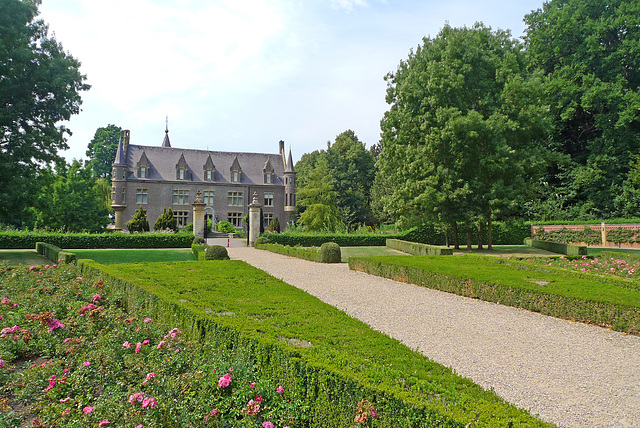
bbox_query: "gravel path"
[226,245,640,428]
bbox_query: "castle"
[111,126,296,233]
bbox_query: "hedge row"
[0,232,193,249]
[260,221,531,247]
[524,238,587,256]
[78,260,551,427]
[255,242,342,263]
[348,255,640,335]
[386,239,453,256]
[35,242,76,264]
[191,244,206,260]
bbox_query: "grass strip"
[81,259,554,428]
[70,248,196,264]
[349,255,640,334]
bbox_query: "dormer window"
[176,153,190,181]
[203,155,215,182]
[232,170,240,182]
[230,156,242,183]
[265,172,272,184]
[136,151,150,179]
[263,158,274,184]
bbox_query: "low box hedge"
[35,241,76,264]
[386,239,453,256]
[191,243,206,260]
[525,238,587,256]
[349,255,640,335]
[0,231,193,249]
[79,259,552,427]
[256,242,326,262]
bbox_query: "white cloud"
[330,0,368,11]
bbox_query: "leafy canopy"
[0,0,89,225]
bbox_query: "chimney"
[123,130,131,153]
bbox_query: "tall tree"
[296,156,342,232]
[524,0,640,218]
[29,160,110,232]
[326,130,375,228]
[86,124,123,181]
[378,24,551,247]
[0,0,89,225]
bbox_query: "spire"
[285,147,295,173]
[113,135,126,165]
[162,115,171,147]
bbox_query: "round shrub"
[192,236,206,246]
[319,242,341,263]
[205,245,230,260]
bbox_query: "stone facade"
[111,129,296,233]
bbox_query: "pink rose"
[218,374,232,388]
[82,406,93,414]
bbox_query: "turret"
[111,130,129,230]
[284,148,296,215]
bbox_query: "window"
[140,166,147,179]
[228,212,243,227]
[203,190,214,205]
[122,187,126,203]
[227,191,243,206]
[264,172,272,184]
[205,170,213,181]
[172,189,189,204]
[179,168,186,180]
[232,170,240,183]
[263,212,273,228]
[173,210,189,228]
[136,188,148,204]
[264,193,273,206]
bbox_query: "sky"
[38,0,545,165]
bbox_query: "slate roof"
[124,144,287,185]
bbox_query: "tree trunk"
[487,211,493,250]
[452,222,460,250]
[467,230,472,250]
[477,222,483,250]
[445,232,450,247]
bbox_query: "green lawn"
[72,248,196,264]
[339,245,408,262]
[0,250,50,267]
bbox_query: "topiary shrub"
[205,245,230,260]
[192,236,206,246]
[127,206,150,233]
[154,207,178,232]
[318,242,341,263]
[267,217,281,233]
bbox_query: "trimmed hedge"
[0,232,193,249]
[255,242,334,263]
[387,239,453,256]
[35,242,76,264]
[318,242,341,263]
[600,251,640,265]
[79,260,553,427]
[349,255,640,335]
[525,238,587,256]
[191,244,206,261]
[260,221,531,247]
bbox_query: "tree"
[127,206,149,233]
[86,124,123,181]
[296,156,343,232]
[29,160,110,232]
[326,130,375,228]
[154,207,177,232]
[524,0,640,217]
[0,0,89,225]
[378,24,551,247]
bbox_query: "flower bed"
[0,264,306,427]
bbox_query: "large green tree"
[378,24,551,247]
[0,0,89,225]
[29,160,110,232]
[524,0,640,218]
[296,156,342,232]
[86,124,123,182]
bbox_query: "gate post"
[248,192,262,247]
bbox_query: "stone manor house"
[111,127,296,232]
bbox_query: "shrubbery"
[318,242,341,263]
[126,206,150,233]
[205,245,229,260]
[215,221,237,234]
[0,231,193,249]
[153,207,178,232]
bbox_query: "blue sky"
[39,0,545,164]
